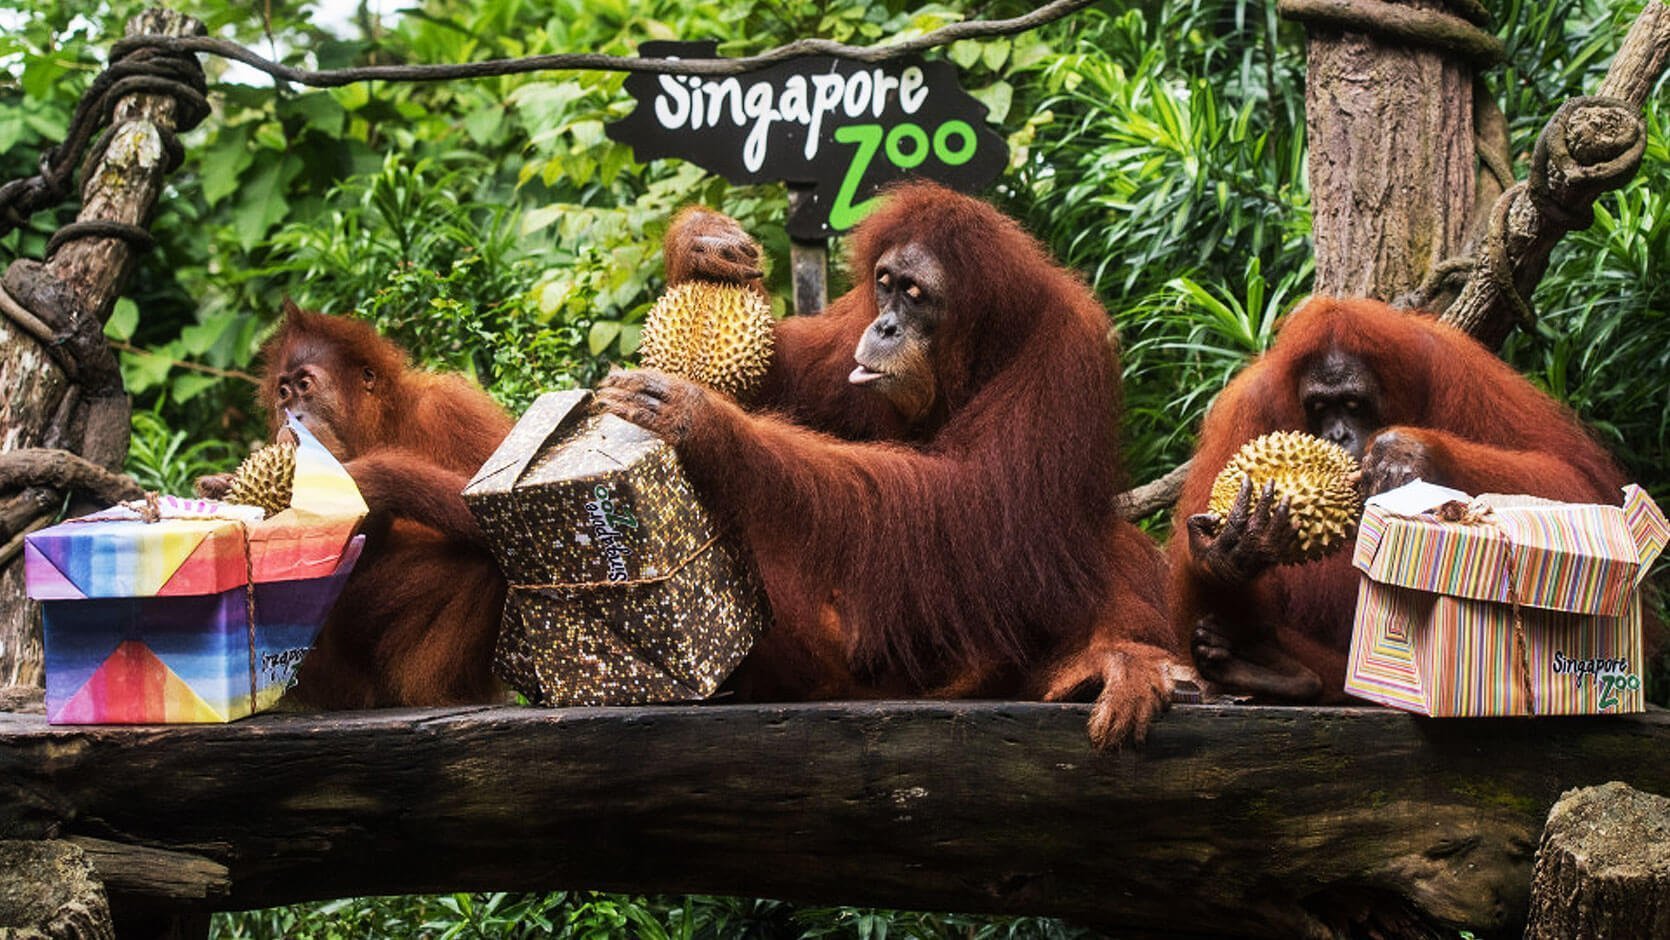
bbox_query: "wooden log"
[1525,781,1670,939]
[0,840,116,939]
[64,839,229,910]
[2,702,1668,936]
[0,10,204,688]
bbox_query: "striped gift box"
[1346,483,1666,717]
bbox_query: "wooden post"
[0,9,204,687]
[787,188,828,315]
[1526,782,1670,939]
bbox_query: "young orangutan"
[203,302,513,707]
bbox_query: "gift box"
[24,417,367,724]
[1345,481,1668,716]
[462,390,767,706]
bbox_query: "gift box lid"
[465,390,596,497]
[463,390,721,586]
[1353,481,1668,618]
[24,415,367,601]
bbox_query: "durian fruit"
[640,281,774,398]
[222,438,298,517]
[1208,431,1362,564]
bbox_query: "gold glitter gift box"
[462,390,767,706]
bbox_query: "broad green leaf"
[279,93,347,136]
[120,346,176,394]
[588,321,621,356]
[178,317,237,357]
[231,154,302,250]
[981,38,1010,72]
[947,39,981,70]
[462,105,505,146]
[538,278,572,314]
[521,204,565,236]
[331,82,371,111]
[0,117,24,156]
[1009,39,1053,72]
[969,81,1013,124]
[199,126,254,207]
[171,373,220,403]
[19,56,66,101]
[105,298,139,342]
[22,105,66,141]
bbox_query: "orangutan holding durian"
[1207,431,1363,564]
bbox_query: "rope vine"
[0,0,1094,248]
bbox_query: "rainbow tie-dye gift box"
[24,418,367,724]
[1346,481,1667,717]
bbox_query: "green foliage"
[1002,1,1313,483]
[212,892,1108,939]
[125,407,237,495]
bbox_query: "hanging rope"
[113,0,1096,84]
[0,0,1093,248]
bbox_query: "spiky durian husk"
[223,439,297,518]
[1208,431,1362,563]
[640,281,774,398]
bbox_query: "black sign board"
[606,42,1008,240]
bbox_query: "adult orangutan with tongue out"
[598,183,1178,748]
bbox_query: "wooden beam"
[1,703,1667,936]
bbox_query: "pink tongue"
[849,365,885,385]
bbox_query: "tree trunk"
[1291,0,1489,301]
[1525,781,1670,940]
[0,9,203,687]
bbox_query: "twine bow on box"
[1436,498,1539,715]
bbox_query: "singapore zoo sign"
[607,41,1008,240]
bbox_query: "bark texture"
[1296,0,1482,301]
[0,840,116,940]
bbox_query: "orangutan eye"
[296,375,314,394]
[905,284,923,302]
[878,272,892,288]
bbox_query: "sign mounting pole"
[787,188,828,316]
